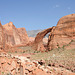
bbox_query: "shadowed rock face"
[48,14,75,50]
[32,27,54,51]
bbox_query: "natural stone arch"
[32,26,55,51]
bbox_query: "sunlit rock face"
[32,27,53,51]
[3,22,21,46]
[0,22,5,50]
[3,22,29,47]
[17,27,29,45]
[32,14,75,51]
[48,14,75,50]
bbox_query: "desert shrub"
[23,51,25,53]
[15,51,17,53]
[62,45,65,50]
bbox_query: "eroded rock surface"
[3,22,21,46]
[0,51,74,75]
[17,28,29,44]
[32,27,54,51]
[3,22,29,47]
[48,14,75,50]
[32,14,75,51]
[0,22,5,50]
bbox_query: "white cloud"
[67,7,71,10]
[56,5,59,7]
[53,5,60,8]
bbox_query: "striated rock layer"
[0,14,75,51]
[3,22,21,46]
[17,27,29,44]
[0,22,29,50]
[32,14,75,51]
[48,14,75,50]
[32,27,54,51]
[0,22,5,50]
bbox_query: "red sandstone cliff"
[32,14,75,51]
[17,27,29,45]
[0,22,5,50]
[0,22,29,50]
[48,14,75,50]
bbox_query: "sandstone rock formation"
[17,27,29,44]
[0,22,29,50]
[0,14,75,75]
[32,27,54,51]
[3,22,29,47]
[32,14,75,51]
[29,37,35,42]
[0,22,5,50]
[0,14,75,52]
[3,22,21,46]
[48,14,75,50]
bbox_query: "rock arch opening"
[32,27,55,51]
[43,32,50,50]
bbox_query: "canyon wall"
[0,22,29,50]
[48,14,75,50]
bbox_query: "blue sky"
[0,0,75,31]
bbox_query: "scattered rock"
[0,52,75,75]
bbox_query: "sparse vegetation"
[62,45,65,50]
[15,51,17,53]
[30,48,75,72]
[6,40,75,73]
[2,72,4,75]
[57,43,60,50]
[23,51,25,53]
